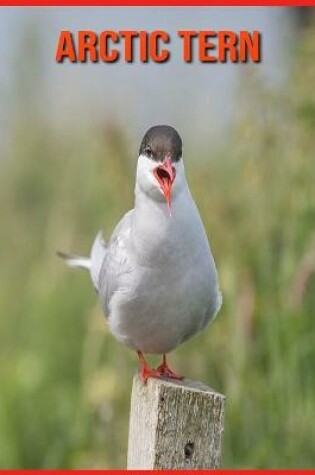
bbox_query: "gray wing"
[198,283,223,331]
[98,210,134,316]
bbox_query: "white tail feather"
[57,231,106,292]
[57,251,91,270]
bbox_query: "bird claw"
[137,351,184,383]
[139,365,162,382]
[137,350,162,383]
[156,362,184,381]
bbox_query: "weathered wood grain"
[127,375,225,469]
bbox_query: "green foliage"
[0,18,315,469]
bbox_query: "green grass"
[0,17,315,469]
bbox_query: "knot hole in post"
[184,441,195,459]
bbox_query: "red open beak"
[153,156,176,215]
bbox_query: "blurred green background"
[0,7,315,469]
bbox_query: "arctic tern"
[58,125,222,381]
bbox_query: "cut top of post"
[127,375,226,469]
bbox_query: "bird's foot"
[139,364,162,382]
[137,350,161,383]
[156,355,184,380]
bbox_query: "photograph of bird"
[58,125,222,381]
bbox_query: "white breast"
[103,179,222,355]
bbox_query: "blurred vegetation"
[0,14,315,469]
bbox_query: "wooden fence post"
[127,375,226,469]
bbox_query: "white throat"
[135,154,186,207]
[132,156,204,268]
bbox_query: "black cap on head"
[139,125,182,163]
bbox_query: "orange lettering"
[55,31,76,63]
[99,31,119,62]
[218,31,238,63]
[78,31,98,62]
[120,30,139,62]
[150,31,170,63]
[139,31,149,63]
[239,31,261,62]
[178,30,198,63]
[199,31,217,63]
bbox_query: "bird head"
[136,125,185,215]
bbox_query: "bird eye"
[144,147,153,158]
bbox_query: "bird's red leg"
[137,350,161,382]
[156,354,184,380]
